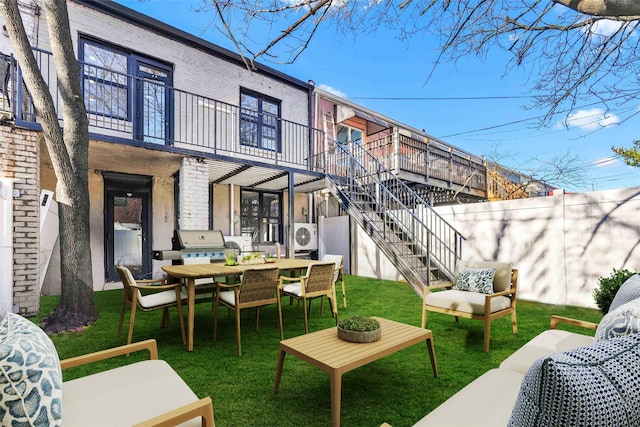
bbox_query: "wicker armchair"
[279,262,338,334]
[115,265,186,345]
[214,266,282,356]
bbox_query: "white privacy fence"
[434,187,640,308]
[349,187,640,309]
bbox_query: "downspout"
[229,184,234,236]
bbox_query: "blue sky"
[117,0,640,192]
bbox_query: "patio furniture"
[322,254,347,308]
[115,265,186,346]
[163,258,314,351]
[181,256,219,307]
[415,308,640,426]
[274,317,438,427]
[279,261,338,333]
[421,261,518,352]
[413,273,640,426]
[214,266,283,356]
[0,313,214,426]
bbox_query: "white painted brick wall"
[178,157,209,230]
[65,2,310,125]
[0,126,40,316]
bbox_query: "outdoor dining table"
[162,258,316,351]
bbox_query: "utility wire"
[350,95,534,100]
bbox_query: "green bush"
[338,315,380,332]
[593,268,636,314]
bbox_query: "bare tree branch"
[196,0,640,125]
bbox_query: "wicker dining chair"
[322,254,347,308]
[115,265,186,345]
[213,266,282,356]
[279,262,338,334]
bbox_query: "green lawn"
[36,276,602,427]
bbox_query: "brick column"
[0,125,40,316]
[178,157,209,230]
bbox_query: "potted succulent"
[337,315,381,343]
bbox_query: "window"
[81,40,129,119]
[79,37,173,144]
[240,190,282,243]
[240,90,281,151]
[337,125,363,145]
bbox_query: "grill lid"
[175,230,226,249]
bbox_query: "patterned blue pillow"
[508,334,640,427]
[454,267,496,294]
[609,274,640,313]
[0,313,62,426]
[595,298,640,341]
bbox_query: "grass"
[36,276,602,427]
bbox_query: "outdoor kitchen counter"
[163,258,315,351]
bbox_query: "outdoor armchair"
[279,261,338,334]
[213,266,282,356]
[115,265,186,346]
[421,261,518,352]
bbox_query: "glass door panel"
[113,194,143,277]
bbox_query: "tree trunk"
[552,0,640,18]
[0,0,97,331]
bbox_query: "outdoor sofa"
[0,312,214,427]
[413,273,640,427]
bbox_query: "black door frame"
[104,172,153,281]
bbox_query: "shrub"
[593,268,636,314]
[338,315,380,332]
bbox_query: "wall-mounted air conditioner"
[223,235,253,252]
[294,223,318,251]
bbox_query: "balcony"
[362,132,487,200]
[0,49,324,176]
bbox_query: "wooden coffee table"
[274,317,438,427]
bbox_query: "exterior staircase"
[323,141,465,296]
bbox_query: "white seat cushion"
[138,289,178,309]
[63,360,202,427]
[282,283,302,297]
[413,368,525,427]
[425,289,511,315]
[499,329,594,374]
[218,290,236,307]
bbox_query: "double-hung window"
[240,90,281,151]
[79,37,173,145]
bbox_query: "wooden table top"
[162,258,322,279]
[279,317,433,374]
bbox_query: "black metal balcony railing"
[1,49,322,171]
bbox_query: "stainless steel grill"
[153,230,227,262]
